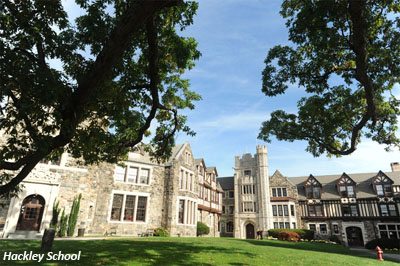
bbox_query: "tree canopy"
[259,0,400,157]
[0,0,200,197]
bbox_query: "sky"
[63,0,400,178]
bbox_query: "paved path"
[350,247,400,262]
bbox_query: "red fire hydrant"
[376,246,384,261]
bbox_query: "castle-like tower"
[233,145,272,238]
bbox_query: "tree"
[259,0,400,157]
[0,0,200,197]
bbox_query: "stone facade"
[232,145,273,239]
[0,143,223,238]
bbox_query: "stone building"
[219,146,399,247]
[291,170,400,246]
[0,143,223,238]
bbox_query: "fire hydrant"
[376,246,384,261]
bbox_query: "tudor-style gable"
[270,170,298,199]
[305,175,322,199]
[372,171,394,197]
[337,173,356,198]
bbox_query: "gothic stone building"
[219,146,400,247]
[0,143,223,238]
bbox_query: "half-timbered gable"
[291,170,400,246]
[337,173,356,198]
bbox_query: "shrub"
[197,222,210,236]
[365,238,400,250]
[67,194,82,237]
[329,235,341,244]
[58,208,68,237]
[50,200,61,230]
[278,231,300,242]
[154,227,169,237]
[268,229,314,240]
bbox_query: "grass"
[0,237,398,266]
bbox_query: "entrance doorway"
[16,194,45,231]
[246,223,255,239]
[346,226,364,246]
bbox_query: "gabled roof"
[217,176,234,190]
[337,173,356,185]
[206,167,218,177]
[290,171,399,200]
[195,158,206,168]
[372,171,394,184]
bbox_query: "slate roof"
[217,176,234,190]
[289,171,400,200]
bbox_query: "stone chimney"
[390,162,400,172]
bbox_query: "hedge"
[197,222,210,236]
[365,238,400,250]
[154,227,169,237]
[268,229,314,240]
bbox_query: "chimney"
[390,162,400,172]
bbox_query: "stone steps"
[7,231,43,239]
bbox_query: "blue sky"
[63,0,400,177]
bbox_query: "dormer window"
[305,175,322,199]
[337,173,356,198]
[373,171,393,197]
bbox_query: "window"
[136,196,147,221]
[244,170,251,176]
[222,206,225,214]
[283,205,289,216]
[124,195,136,221]
[308,204,323,216]
[274,222,278,229]
[320,224,327,234]
[272,188,288,197]
[309,224,316,231]
[229,191,234,198]
[378,224,400,239]
[339,185,355,197]
[222,192,225,198]
[290,205,295,216]
[333,224,339,234]
[110,193,148,223]
[279,222,284,229]
[285,222,290,229]
[380,204,397,217]
[278,205,283,216]
[111,194,123,221]
[292,222,296,229]
[228,206,234,214]
[178,200,185,224]
[115,165,150,184]
[376,185,384,196]
[115,166,126,182]
[127,167,138,183]
[342,204,358,216]
[272,205,277,216]
[226,221,234,232]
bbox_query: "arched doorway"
[346,226,364,246]
[246,223,255,239]
[16,194,45,231]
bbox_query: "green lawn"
[0,237,398,266]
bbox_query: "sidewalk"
[350,247,400,263]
